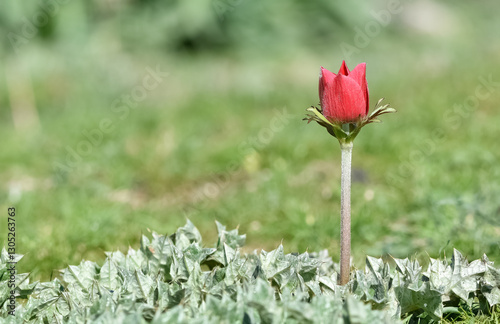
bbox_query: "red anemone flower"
[319,61,369,123]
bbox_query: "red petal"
[319,67,336,101]
[322,74,367,123]
[338,60,350,76]
[348,63,369,114]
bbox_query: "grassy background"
[0,0,499,284]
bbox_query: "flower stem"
[339,142,352,285]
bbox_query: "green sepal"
[303,106,348,139]
[368,98,397,121]
[304,98,396,146]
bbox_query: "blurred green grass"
[1,0,499,281]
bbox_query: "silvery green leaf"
[168,243,189,281]
[126,247,147,271]
[423,257,452,294]
[182,242,215,268]
[215,221,246,250]
[28,296,59,320]
[55,292,71,317]
[65,282,94,307]
[14,273,38,298]
[305,279,322,297]
[104,250,126,267]
[62,261,97,290]
[394,283,443,320]
[99,259,121,291]
[126,270,155,304]
[147,232,174,266]
[202,295,244,323]
[481,266,500,305]
[1,247,23,264]
[224,253,251,286]
[173,219,202,250]
[449,249,486,302]
[318,275,337,294]
[259,245,290,280]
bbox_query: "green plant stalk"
[339,142,352,285]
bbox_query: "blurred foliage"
[0,0,354,57]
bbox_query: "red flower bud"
[319,61,369,123]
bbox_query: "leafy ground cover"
[1,221,500,323]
